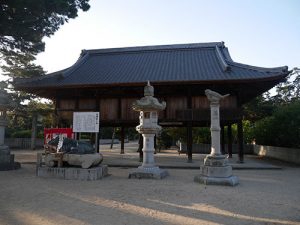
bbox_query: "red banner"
[44,128,73,144]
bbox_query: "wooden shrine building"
[15,42,290,162]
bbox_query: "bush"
[11,129,32,138]
[252,101,300,148]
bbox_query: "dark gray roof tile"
[15,42,289,88]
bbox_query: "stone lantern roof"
[132,81,166,112]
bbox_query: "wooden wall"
[192,96,237,109]
[57,95,238,123]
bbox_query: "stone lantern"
[194,89,238,186]
[0,90,20,170]
[129,81,168,179]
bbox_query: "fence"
[5,138,44,149]
[179,143,253,154]
[253,145,300,165]
[180,143,300,165]
[4,138,127,149]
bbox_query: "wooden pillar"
[186,123,193,162]
[154,135,157,154]
[110,128,116,149]
[221,125,225,155]
[237,120,244,163]
[30,112,37,150]
[227,124,233,158]
[120,126,125,154]
[186,90,193,162]
[96,94,100,153]
[95,132,99,153]
[138,134,143,162]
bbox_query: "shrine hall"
[14,42,290,162]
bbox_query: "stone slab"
[194,174,239,186]
[200,165,233,177]
[0,152,21,171]
[129,167,169,179]
[37,165,108,181]
[0,161,21,171]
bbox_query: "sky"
[1,0,300,80]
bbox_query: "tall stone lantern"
[194,89,238,186]
[0,90,20,170]
[129,81,168,179]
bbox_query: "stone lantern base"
[0,145,21,171]
[129,166,169,179]
[194,155,238,186]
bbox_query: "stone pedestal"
[129,133,168,179]
[194,155,238,186]
[194,89,238,186]
[129,166,168,179]
[37,165,108,180]
[0,145,21,171]
[0,91,20,171]
[0,118,21,171]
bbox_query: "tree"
[252,101,300,148]
[0,0,90,78]
[270,67,300,105]
[243,95,275,122]
[243,67,300,148]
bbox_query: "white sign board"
[73,112,100,133]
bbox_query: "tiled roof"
[15,42,289,88]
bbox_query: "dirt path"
[0,164,300,225]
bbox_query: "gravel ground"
[0,164,300,225]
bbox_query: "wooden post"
[186,123,193,162]
[110,128,116,149]
[138,134,143,162]
[96,94,100,153]
[237,120,244,163]
[95,132,99,153]
[186,90,193,162]
[154,135,157,154]
[227,124,233,158]
[31,112,37,150]
[120,126,125,154]
[221,125,225,155]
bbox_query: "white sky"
[1,0,300,80]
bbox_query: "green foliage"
[243,95,275,121]
[6,99,55,138]
[10,129,31,138]
[157,127,211,148]
[242,68,300,148]
[99,127,138,140]
[1,0,90,78]
[252,101,300,148]
[157,129,173,149]
[192,127,211,144]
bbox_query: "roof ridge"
[61,52,90,78]
[215,46,230,71]
[81,42,225,55]
[228,61,288,73]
